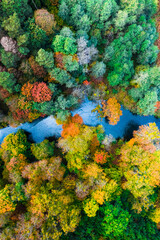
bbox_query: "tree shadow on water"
[104,116,109,124]
[23,130,35,144]
[47,136,58,142]
[123,120,140,141]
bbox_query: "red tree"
[155,101,160,112]
[0,86,10,99]
[31,82,52,103]
[94,150,109,164]
[12,109,30,122]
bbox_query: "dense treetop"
[0,120,159,238]
[0,0,160,238]
[0,0,160,127]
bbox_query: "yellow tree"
[93,98,122,125]
[119,123,160,212]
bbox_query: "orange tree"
[93,97,122,125]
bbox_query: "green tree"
[60,27,75,38]
[1,0,32,21]
[0,72,16,93]
[137,90,158,115]
[64,37,77,55]
[114,10,128,31]
[18,46,30,55]
[52,35,65,53]
[32,101,56,115]
[1,13,22,38]
[1,49,20,68]
[49,68,77,87]
[77,14,91,32]
[35,49,54,70]
[129,66,160,116]
[144,0,158,17]
[122,211,160,240]
[17,33,29,47]
[25,18,48,50]
[52,34,77,55]
[100,199,130,239]
[63,55,79,72]
[59,0,118,39]
[104,21,158,86]
[91,61,106,78]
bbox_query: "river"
[0,98,160,144]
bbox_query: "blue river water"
[0,98,160,144]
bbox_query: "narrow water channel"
[0,98,160,144]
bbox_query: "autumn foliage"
[155,101,160,112]
[29,56,47,78]
[133,122,160,153]
[31,82,52,102]
[94,150,109,164]
[54,52,64,69]
[0,121,160,239]
[22,82,52,103]
[102,98,122,125]
[6,154,28,183]
[0,0,160,237]
[90,136,100,154]
[21,82,33,100]
[0,86,10,99]
[0,186,16,214]
[61,114,83,138]
[34,9,55,35]
[119,123,160,213]
[12,108,30,122]
[93,97,122,125]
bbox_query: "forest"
[0,0,160,239]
